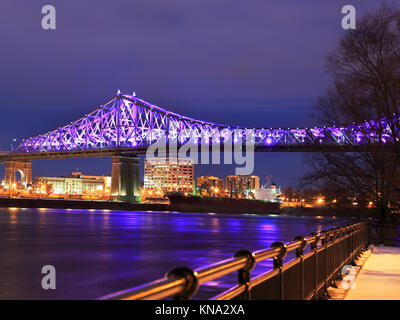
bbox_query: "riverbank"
[283,206,379,219]
[0,197,282,215]
[0,197,387,219]
[0,197,167,212]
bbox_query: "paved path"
[345,246,400,300]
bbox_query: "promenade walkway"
[345,245,400,300]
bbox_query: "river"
[0,207,352,299]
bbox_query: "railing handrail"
[98,221,368,300]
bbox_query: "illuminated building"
[144,157,194,194]
[34,172,111,195]
[196,176,224,197]
[226,175,260,198]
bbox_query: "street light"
[10,138,17,152]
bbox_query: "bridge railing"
[98,221,369,300]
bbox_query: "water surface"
[0,208,350,299]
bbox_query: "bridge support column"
[110,156,141,203]
[4,160,32,189]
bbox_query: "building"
[144,157,194,194]
[34,172,111,196]
[196,176,225,197]
[226,175,260,198]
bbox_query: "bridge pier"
[110,156,141,203]
[4,160,32,189]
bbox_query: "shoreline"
[0,197,378,219]
[0,197,167,212]
[282,206,378,219]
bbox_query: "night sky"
[0,0,392,188]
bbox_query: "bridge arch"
[5,161,32,189]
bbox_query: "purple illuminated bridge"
[12,93,396,155]
[0,92,394,202]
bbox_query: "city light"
[0,2,397,303]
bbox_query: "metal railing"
[99,221,369,300]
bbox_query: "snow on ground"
[345,245,400,300]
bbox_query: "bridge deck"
[345,246,400,300]
[0,144,378,162]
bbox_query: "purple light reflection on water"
[0,208,351,299]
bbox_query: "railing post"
[294,236,307,300]
[338,227,342,264]
[320,230,331,299]
[331,228,337,277]
[167,266,199,300]
[330,228,338,289]
[233,250,256,300]
[309,232,320,300]
[349,226,357,266]
[356,225,360,252]
[336,227,344,283]
[350,226,354,259]
[357,224,364,257]
[346,226,350,262]
[353,225,357,254]
[330,228,339,288]
[270,242,287,300]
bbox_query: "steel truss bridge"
[0,93,395,162]
[0,92,395,202]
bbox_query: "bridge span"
[12,93,394,154]
[0,92,394,202]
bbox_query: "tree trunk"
[376,200,389,222]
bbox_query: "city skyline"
[0,0,388,188]
[0,1,399,303]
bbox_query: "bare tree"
[283,186,300,201]
[302,4,400,221]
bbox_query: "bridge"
[3,93,394,156]
[0,92,395,202]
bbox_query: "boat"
[254,177,282,203]
[167,193,281,215]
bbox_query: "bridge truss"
[15,93,395,154]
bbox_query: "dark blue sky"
[0,0,391,188]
